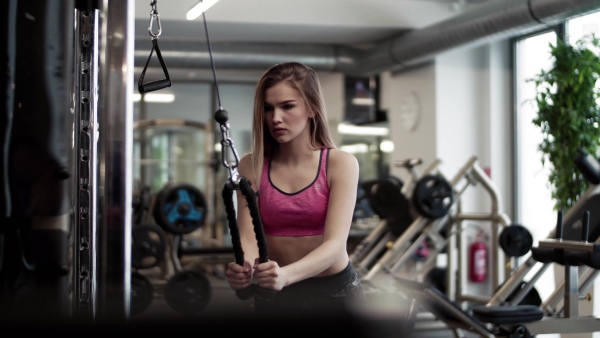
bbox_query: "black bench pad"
[472,305,544,325]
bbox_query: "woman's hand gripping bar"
[222,177,277,300]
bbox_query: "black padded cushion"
[472,305,544,324]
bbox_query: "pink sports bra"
[259,149,330,236]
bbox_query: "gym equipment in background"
[350,158,443,276]
[403,151,600,337]
[131,223,167,270]
[131,272,155,316]
[164,269,212,315]
[487,149,600,310]
[362,156,513,309]
[128,181,215,316]
[470,210,600,337]
[412,174,454,219]
[152,182,208,235]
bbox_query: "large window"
[514,29,558,304]
[514,11,600,312]
[515,11,600,235]
[514,30,558,241]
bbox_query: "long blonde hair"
[250,62,337,187]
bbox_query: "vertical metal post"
[96,0,134,320]
[139,96,148,187]
[564,265,579,318]
[2,0,16,219]
[73,2,100,320]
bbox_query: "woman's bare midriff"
[265,234,349,277]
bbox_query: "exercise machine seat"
[472,305,544,325]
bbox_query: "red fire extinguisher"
[469,232,487,283]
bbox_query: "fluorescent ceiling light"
[132,93,175,103]
[351,97,375,106]
[337,123,389,136]
[186,0,220,20]
[340,144,369,154]
[380,140,394,153]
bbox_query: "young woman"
[224,62,365,313]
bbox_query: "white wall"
[380,65,438,183]
[382,41,513,218]
[319,71,345,145]
[436,41,513,215]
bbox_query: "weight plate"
[131,272,154,316]
[412,175,453,219]
[361,178,404,219]
[153,182,208,234]
[133,185,152,225]
[362,178,414,236]
[425,267,447,295]
[499,224,533,257]
[165,269,212,315]
[496,281,542,306]
[132,223,167,269]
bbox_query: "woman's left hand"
[254,259,287,291]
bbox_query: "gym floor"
[130,256,254,319]
[127,256,476,338]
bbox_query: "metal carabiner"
[219,122,242,186]
[148,3,162,39]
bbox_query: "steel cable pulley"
[198,9,276,301]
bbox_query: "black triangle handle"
[138,39,171,94]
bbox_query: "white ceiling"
[131,0,600,79]
[133,0,490,47]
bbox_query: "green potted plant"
[530,33,600,211]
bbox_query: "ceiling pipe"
[134,0,600,77]
[359,0,600,74]
[134,41,362,76]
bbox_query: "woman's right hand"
[225,260,254,291]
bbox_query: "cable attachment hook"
[148,0,162,40]
[215,107,241,188]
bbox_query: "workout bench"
[487,149,600,310]
[471,210,600,337]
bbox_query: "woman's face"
[264,81,312,145]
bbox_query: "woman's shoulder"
[326,148,358,170]
[237,153,255,177]
[238,152,253,166]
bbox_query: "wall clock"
[398,91,421,131]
